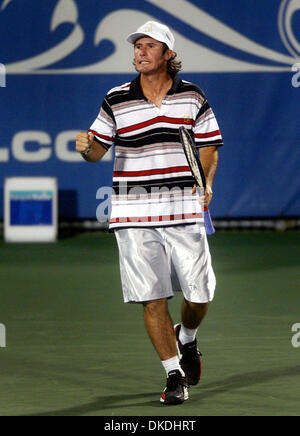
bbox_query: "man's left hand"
[192,184,213,207]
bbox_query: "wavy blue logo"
[279,0,300,57]
[1,0,300,73]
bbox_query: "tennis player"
[76,21,223,405]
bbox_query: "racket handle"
[204,208,215,235]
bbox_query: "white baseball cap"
[127,21,175,50]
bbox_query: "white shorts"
[114,223,216,304]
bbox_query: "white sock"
[179,324,198,345]
[161,356,185,377]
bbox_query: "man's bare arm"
[200,146,218,186]
[199,146,219,206]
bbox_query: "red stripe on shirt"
[194,130,220,139]
[117,117,194,135]
[88,129,113,142]
[110,213,203,224]
[113,166,191,178]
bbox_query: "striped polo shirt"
[89,75,223,229]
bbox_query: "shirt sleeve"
[193,97,223,149]
[88,96,116,150]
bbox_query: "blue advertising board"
[9,191,53,226]
[0,0,299,220]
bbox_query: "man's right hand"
[75,131,94,154]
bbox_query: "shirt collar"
[129,74,183,100]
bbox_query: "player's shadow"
[26,365,300,416]
[26,392,160,416]
[192,364,300,402]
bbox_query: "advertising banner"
[1,0,299,219]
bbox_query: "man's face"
[134,37,172,75]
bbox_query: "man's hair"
[162,44,182,77]
[132,42,182,77]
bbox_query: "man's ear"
[164,49,174,61]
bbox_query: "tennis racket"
[179,126,215,235]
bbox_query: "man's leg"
[143,298,177,361]
[143,298,189,405]
[174,299,209,386]
[179,299,209,347]
[181,299,209,330]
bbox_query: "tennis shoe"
[160,370,189,405]
[174,324,202,386]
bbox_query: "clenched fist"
[76,131,94,155]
